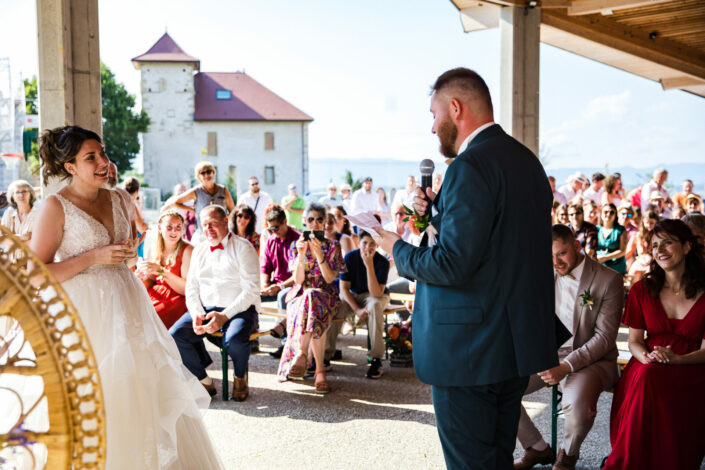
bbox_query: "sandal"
[269,321,286,339]
[288,352,307,380]
[314,372,331,394]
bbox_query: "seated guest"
[326,230,390,378]
[567,203,597,259]
[626,211,658,284]
[582,172,604,206]
[548,176,567,205]
[170,205,260,401]
[514,225,623,470]
[331,204,358,248]
[685,193,703,215]
[323,212,354,256]
[604,219,705,470]
[136,210,193,329]
[277,203,345,394]
[582,200,599,226]
[617,203,637,239]
[554,204,569,226]
[1,179,38,241]
[646,190,671,219]
[229,204,260,255]
[682,213,704,247]
[597,203,627,275]
[260,206,300,358]
[383,202,413,243]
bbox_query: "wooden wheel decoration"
[0,225,105,469]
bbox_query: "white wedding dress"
[54,191,224,470]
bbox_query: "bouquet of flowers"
[401,204,429,235]
[385,322,412,355]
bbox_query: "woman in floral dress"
[277,203,345,393]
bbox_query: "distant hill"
[309,158,705,194]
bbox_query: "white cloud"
[582,90,630,121]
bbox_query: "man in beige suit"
[514,224,624,470]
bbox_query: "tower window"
[216,89,232,100]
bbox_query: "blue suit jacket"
[393,124,558,387]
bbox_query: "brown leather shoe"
[514,446,555,469]
[202,380,217,397]
[231,374,248,402]
[552,449,578,470]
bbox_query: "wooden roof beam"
[660,76,705,90]
[542,10,705,80]
[566,0,676,16]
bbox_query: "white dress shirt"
[555,256,586,370]
[237,190,273,234]
[351,189,378,214]
[457,121,496,155]
[582,186,604,206]
[185,234,261,319]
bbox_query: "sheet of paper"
[345,212,383,234]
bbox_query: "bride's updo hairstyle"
[39,125,103,182]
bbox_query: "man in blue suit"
[376,68,558,469]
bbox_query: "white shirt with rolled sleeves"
[555,257,586,371]
[185,234,261,320]
[351,189,378,214]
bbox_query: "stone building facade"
[132,33,312,199]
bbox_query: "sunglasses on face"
[307,217,324,224]
[267,225,281,232]
[236,213,251,219]
[250,182,259,186]
[395,212,405,217]
[568,212,582,216]
[200,169,214,175]
[15,190,30,195]
[603,211,616,216]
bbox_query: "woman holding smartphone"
[277,203,345,393]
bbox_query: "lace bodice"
[55,190,132,263]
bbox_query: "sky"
[2,0,704,171]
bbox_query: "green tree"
[344,170,363,192]
[24,77,40,174]
[24,77,38,115]
[101,62,150,174]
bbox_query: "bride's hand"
[91,244,132,264]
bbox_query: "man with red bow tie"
[170,205,260,401]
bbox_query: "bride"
[30,126,224,469]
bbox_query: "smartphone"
[303,230,326,242]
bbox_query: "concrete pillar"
[499,6,540,157]
[36,0,101,191]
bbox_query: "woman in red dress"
[137,210,194,329]
[604,219,705,470]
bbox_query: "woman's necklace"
[668,282,682,296]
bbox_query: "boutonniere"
[579,289,594,310]
[402,204,429,234]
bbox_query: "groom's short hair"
[431,68,493,115]
[552,224,576,244]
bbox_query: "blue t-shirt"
[340,249,390,294]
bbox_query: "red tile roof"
[194,72,313,122]
[132,33,200,70]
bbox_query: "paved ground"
[201,319,704,470]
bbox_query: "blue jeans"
[170,305,257,379]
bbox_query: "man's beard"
[437,117,458,159]
[251,187,260,194]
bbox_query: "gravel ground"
[200,320,704,469]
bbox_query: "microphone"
[419,159,435,216]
